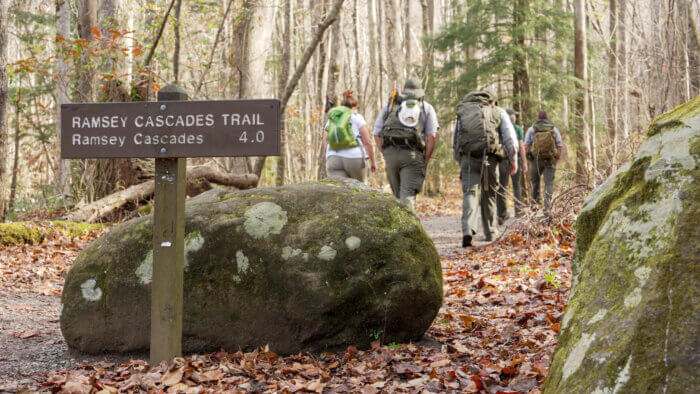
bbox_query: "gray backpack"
[456,92,504,158]
[380,91,426,151]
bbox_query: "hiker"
[496,109,528,222]
[524,110,563,210]
[373,78,439,210]
[453,89,518,247]
[324,90,377,182]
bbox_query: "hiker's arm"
[373,107,387,154]
[554,127,564,161]
[374,135,383,154]
[425,133,436,164]
[359,125,376,172]
[519,140,528,173]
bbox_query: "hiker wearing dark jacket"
[453,89,518,247]
[373,78,439,211]
[524,110,563,210]
[496,109,528,221]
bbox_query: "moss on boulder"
[60,179,442,355]
[543,97,699,393]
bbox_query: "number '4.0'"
[239,131,248,143]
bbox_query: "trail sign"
[60,99,280,159]
[60,85,279,364]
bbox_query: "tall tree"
[618,0,628,138]
[172,0,183,84]
[606,0,618,169]
[512,0,531,125]
[275,0,292,186]
[54,0,72,199]
[573,0,589,183]
[76,0,97,102]
[0,0,7,219]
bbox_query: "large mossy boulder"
[543,97,700,393]
[60,179,442,354]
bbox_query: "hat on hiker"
[402,77,425,99]
[506,108,519,116]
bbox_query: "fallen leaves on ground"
[2,216,572,393]
[0,224,106,295]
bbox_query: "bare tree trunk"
[512,0,531,126]
[172,0,183,84]
[76,0,97,102]
[574,0,589,184]
[606,0,618,170]
[54,0,72,200]
[0,0,9,220]
[275,0,292,186]
[385,0,401,85]
[7,97,20,215]
[618,0,629,139]
[76,0,98,202]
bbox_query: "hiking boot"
[462,235,473,247]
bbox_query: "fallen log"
[66,166,258,223]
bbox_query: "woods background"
[0,0,697,220]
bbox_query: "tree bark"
[606,0,618,171]
[54,0,72,200]
[618,0,628,139]
[172,0,183,84]
[512,0,531,126]
[0,0,9,220]
[66,166,259,223]
[275,0,293,186]
[574,0,589,184]
[76,0,97,102]
[193,0,234,97]
[7,99,21,215]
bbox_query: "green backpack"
[326,106,358,151]
[531,119,558,160]
[456,91,504,158]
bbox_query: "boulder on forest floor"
[543,97,699,393]
[60,179,443,355]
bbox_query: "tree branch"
[142,0,177,69]
[193,0,235,97]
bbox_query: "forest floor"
[0,192,576,393]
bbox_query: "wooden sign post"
[151,85,188,363]
[60,85,280,364]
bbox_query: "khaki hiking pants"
[326,156,367,183]
[529,158,556,210]
[460,155,499,241]
[383,146,426,211]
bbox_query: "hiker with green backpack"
[524,110,563,210]
[373,78,439,210]
[324,90,376,182]
[453,88,518,247]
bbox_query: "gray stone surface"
[60,179,442,355]
[543,97,699,393]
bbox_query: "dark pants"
[529,158,556,209]
[460,155,499,241]
[497,157,523,218]
[383,146,426,211]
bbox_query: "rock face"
[543,97,699,393]
[60,179,442,354]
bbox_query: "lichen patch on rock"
[80,279,102,302]
[345,236,361,251]
[281,246,302,260]
[243,202,288,239]
[236,250,250,273]
[135,251,153,285]
[317,245,337,261]
[562,333,596,382]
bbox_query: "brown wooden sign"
[60,99,280,158]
